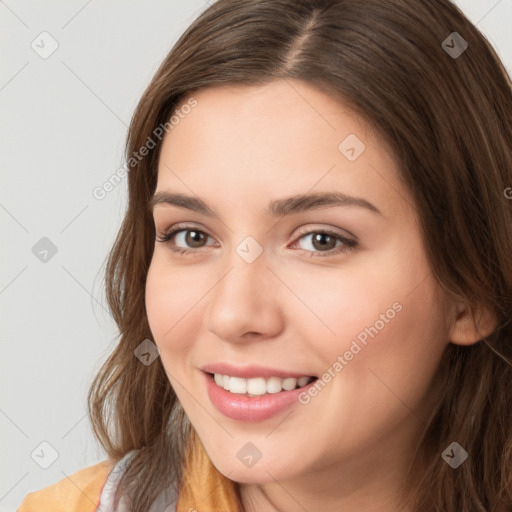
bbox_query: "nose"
[206,250,284,344]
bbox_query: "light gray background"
[1,1,511,510]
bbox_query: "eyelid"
[294,224,357,242]
[155,222,217,247]
[157,222,356,241]
[291,226,358,257]
[156,222,358,256]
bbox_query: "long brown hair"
[88,0,512,510]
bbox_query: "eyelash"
[155,224,358,258]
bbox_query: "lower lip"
[203,371,318,422]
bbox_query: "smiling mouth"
[206,372,318,396]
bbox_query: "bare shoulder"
[17,459,115,512]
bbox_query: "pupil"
[313,233,335,251]
[187,230,204,248]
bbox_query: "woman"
[18,0,512,510]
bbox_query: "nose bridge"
[206,240,281,340]
[219,233,269,297]
[214,242,268,312]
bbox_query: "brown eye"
[156,227,213,253]
[184,230,207,248]
[310,233,338,251]
[293,229,358,257]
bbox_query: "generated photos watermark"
[298,301,403,405]
[92,97,198,201]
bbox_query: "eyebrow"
[149,190,383,218]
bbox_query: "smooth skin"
[145,79,496,512]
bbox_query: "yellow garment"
[178,429,242,511]
[17,432,241,512]
[16,459,114,512]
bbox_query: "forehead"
[155,79,412,221]
[168,79,369,153]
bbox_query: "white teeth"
[282,377,297,391]
[247,377,267,395]
[229,376,247,394]
[211,373,314,395]
[266,377,282,394]
[297,376,310,387]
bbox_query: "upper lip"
[201,362,316,379]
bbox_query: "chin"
[212,455,297,484]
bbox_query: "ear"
[448,301,498,346]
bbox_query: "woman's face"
[145,79,453,488]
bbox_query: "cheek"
[275,253,410,364]
[145,258,195,357]
[326,277,447,429]
[290,274,448,461]
[145,254,217,378]
[287,245,448,407]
